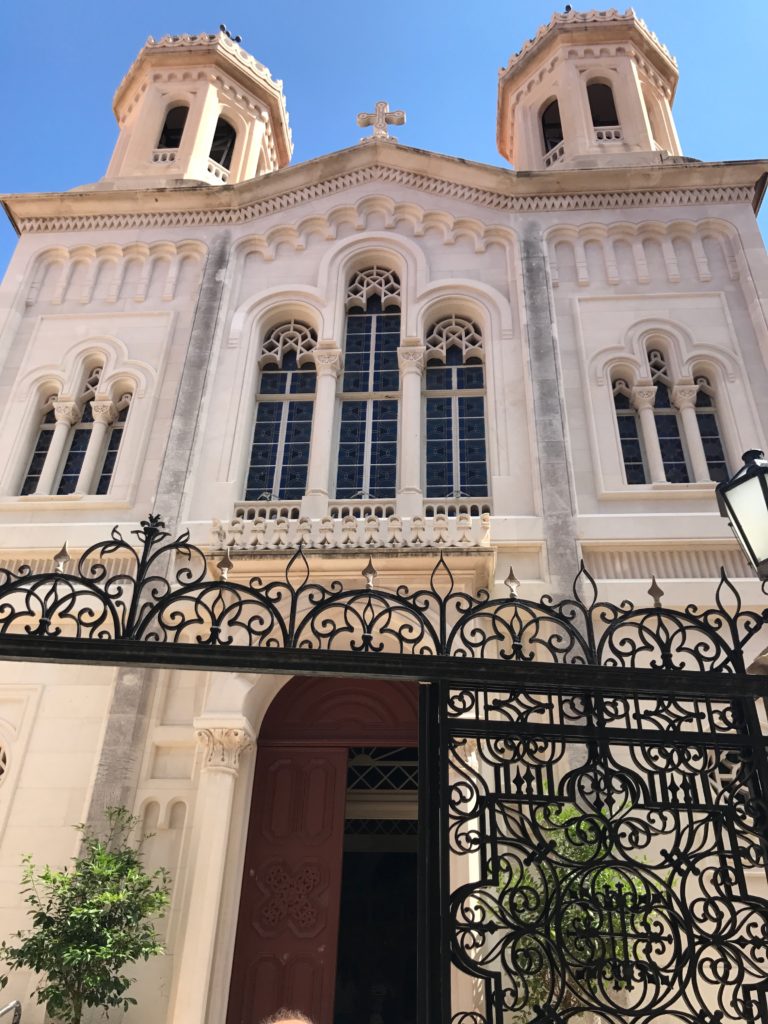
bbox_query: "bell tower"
[497,8,681,171]
[103,27,292,188]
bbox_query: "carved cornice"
[10,164,756,235]
[500,8,677,77]
[196,726,254,773]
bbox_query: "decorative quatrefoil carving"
[256,862,322,934]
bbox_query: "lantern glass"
[724,474,768,566]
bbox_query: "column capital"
[671,384,699,411]
[194,720,255,774]
[91,401,117,425]
[313,348,342,377]
[53,400,81,426]
[398,346,426,373]
[630,385,657,412]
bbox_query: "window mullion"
[273,387,291,498]
[362,400,373,497]
[451,376,461,496]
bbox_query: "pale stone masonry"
[0,10,766,1023]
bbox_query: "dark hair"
[261,1012,314,1024]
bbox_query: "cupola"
[497,8,681,172]
[103,28,292,188]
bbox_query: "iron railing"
[0,514,765,674]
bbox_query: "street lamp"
[716,449,768,581]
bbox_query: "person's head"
[261,1011,314,1024]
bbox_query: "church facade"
[0,8,767,1024]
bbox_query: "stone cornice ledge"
[3,142,767,235]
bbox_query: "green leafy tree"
[498,803,663,1022]
[0,807,171,1024]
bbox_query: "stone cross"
[357,101,406,143]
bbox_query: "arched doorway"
[227,677,419,1024]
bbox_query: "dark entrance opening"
[334,748,418,1024]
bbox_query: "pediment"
[3,142,764,236]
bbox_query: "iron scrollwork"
[444,683,768,1023]
[0,514,765,672]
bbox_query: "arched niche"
[258,675,419,746]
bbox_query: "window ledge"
[598,482,718,501]
[0,495,132,512]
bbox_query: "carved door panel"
[227,745,348,1024]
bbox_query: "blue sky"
[1,0,766,277]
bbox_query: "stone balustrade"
[210,512,491,551]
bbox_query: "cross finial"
[356,101,406,144]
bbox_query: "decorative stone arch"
[220,289,329,494]
[684,353,747,470]
[209,101,249,179]
[582,70,622,126]
[316,233,428,340]
[625,318,694,379]
[57,335,130,392]
[599,353,645,389]
[0,370,63,494]
[416,279,517,484]
[154,95,194,149]
[415,279,512,339]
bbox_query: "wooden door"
[227,745,348,1024]
[227,678,419,1024]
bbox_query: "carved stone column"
[34,400,80,495]
[397,345,426,518]
[171,720,255,1024]
[302,347,341,519]
[75,400,116,494]
[672,384,710,483]
[630,385,666,484]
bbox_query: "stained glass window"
[55,364,103,495]
[20,394,57,495]
[246,349,316,501]
[648,349,689,483]
[336,284,401,500]
[21,364,105,496]
[612,379,646,484]
[424,318,487,499]
[694,376,728,482]
[96,395,132,495]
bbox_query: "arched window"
[209,117,237,170]
[587,82,619,128]
[20,391,58,495]
[612,378,646,484]
[424,316,488,498]
[541,99,564,154]
[694,375,728,482]
[55,363,104,494]
[246,322,317,501]
[647,349,689,483]
[95,392,133,494]
[335,268,401,500]
[157,106,189,149]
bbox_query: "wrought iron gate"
[1,516,768,1023]
[425,672,768,1024]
